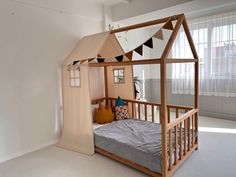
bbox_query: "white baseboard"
[0,139,59,164]
[200,110,236,121]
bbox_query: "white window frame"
[113,68,125,84]
[69,68,81,87]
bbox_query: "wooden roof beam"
[88,58,198,67]
[110,14,184,34]
[89,58,161,67]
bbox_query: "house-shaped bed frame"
[58,14,199,177]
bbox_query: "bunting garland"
[153,29,164,40]
[125,51,133,61]
[115,55,124,62]
[71,19,175,65]
[88,58,95,63]
[80,59,87,64]
[162,19,174,30]
[134,45,143,56]
[144,38,153,49]
[97,58,105,63]
[73,60,80,65]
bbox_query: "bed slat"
[188,117,191,151]
[167,107,170,123]
[144,104,147,121]
[184,120,187,155]
[137,103,140,119]
[174,125,178,165]
[159,107,162,124]
[179,121,182,160]
[132,102,134,118]
[152,105,154,123]
[176,108,179,119]
[169,128,173,170]
[192,115,195,147]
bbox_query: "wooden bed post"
[194,57,199,150]
[160,55,168,177]
[182,16,199,149]
[160,15,185,177]
[104,66,109,105]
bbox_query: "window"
[173,20,236,77]
[172,27,208,79]
[113,68,125,84]
[211,24,236,77]
[69,68,80,87]
[172,11,236,97]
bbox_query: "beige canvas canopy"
[59,31,135,155]
[64,31,131,66]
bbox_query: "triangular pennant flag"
[153,29,164,40]
[72,60,80,65]
[134,45,143,56]
[163,19,174,30]
[88,58,95,63]
[115,55,124,62]
[80,59,87,64]
[125,51,133,61]
[97,58,105,63]
[144,38,153,49]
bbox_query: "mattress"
[93,122,111,130]
[94,119,164,173]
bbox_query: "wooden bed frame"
[92,97,198,177]
[90,14,199,177]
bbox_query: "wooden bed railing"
[91,97,198,177]
[166,108,198,176]
[92,97,160,122]
[91,97,194,123]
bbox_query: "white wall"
[0,0,102,163]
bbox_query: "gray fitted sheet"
[94,119,164,173]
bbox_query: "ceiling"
[110,0,236,25]
[11,0,230,23]
[110,0,194,21]
[6,0,132,21]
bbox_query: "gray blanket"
[94,119,164,173]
